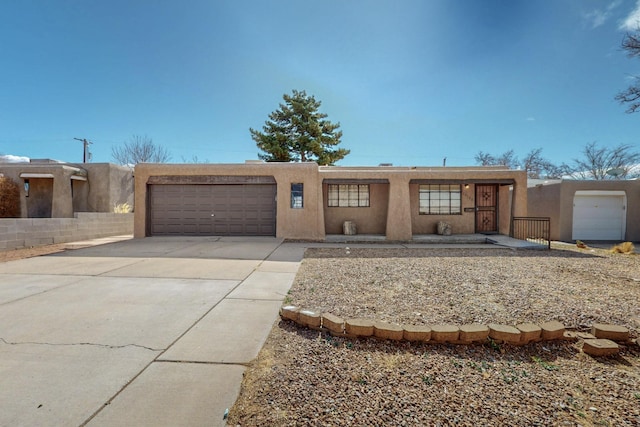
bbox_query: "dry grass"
[112,202,132,213]
[610,241,636,254]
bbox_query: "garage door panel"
[572,194,625,241]
[149,183,276,236]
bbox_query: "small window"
[328,184,370,207]
[291,183,303,208]
[419,184,461,215]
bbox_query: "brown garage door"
[149,184,276,236]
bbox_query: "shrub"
[610,242,635,254]
[0,177,20,218]
[113,202,132,213]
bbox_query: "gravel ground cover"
[229,243,640,426]
[0,244,67,262]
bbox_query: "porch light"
[464,184,470,189]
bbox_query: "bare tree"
[474,150,518,169]
[495,150,519,169]
[520,148,571,179]
[616,30,640,113]
[475,148,569,178]
[474,151,496,166]
[571,142,640,180]
[180,155,210,163]
[111,135,171,165]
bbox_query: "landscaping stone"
[298,309,321,329]
[402,324,431,342]
[458,324,489,343]
[516,323,542,343]
[373,321,404,340]
[488,324,521,344]
[280,305,300,322]
[345,318,375,337]
[430,324,459,342]
[436,221,452,236]
[582,339,620,357]
[591,324,630,342]
[321,313,344,334]
[564,331,597,341]
[540,321,565,340]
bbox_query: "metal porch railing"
[511,217,551,249]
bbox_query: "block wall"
[0,213,133,250]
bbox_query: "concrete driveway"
[0,236,304,427]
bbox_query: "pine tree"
[250,90,349,165]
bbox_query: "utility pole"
[73,138,93,163]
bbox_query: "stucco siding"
[323,183,389,234]
[81,163,134,212]
[134,163,323,240]
[26,178,54,218]
[409,183,476,234]
[527,183,562,240]
[134,163,527,241]
[527,180,640,242]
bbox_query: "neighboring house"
[528,179,640,242]
[0,160,133,218]
[134,162,527,241]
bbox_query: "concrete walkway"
[0,234,545,427]
[0,236,305,427]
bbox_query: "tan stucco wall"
[0,163,133,218]
[0,164,81,218]
[134,162,323,239]
[323,183,389,234]
[80,163,134,212]
[318,167,526,240]
[409,183,476,234]
[26,178,54,218]
[527,180,640,242]
[527,182,562,240]
[134,163,528,241]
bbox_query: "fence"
[511,217,551,249]
[0,213,133,251]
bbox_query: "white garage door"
[572,191,626,241]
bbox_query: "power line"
[73,138,93,163]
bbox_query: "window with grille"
[291,183,303,208]
[419,184,461,215]
[327,184,370,207]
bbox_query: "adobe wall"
[79,163,134,212]
[0,163,133,217]
[527,183,562,240]
[134,164,527,241]
[559,180,640,242]
[409,183,476,234]
[528,180,640,242]
[319,166,527,240]
[322,183,389,234]
[134,162,324,240]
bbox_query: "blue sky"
[1,0,639,166]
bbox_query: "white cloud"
[620,0,640,30]
[584,0,622,29]
[0,154,30,163]
[526,117,536,121]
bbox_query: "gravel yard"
[229,243,640,426]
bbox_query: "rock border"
[280,306,635,357]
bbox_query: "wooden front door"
[475,184,498,233]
